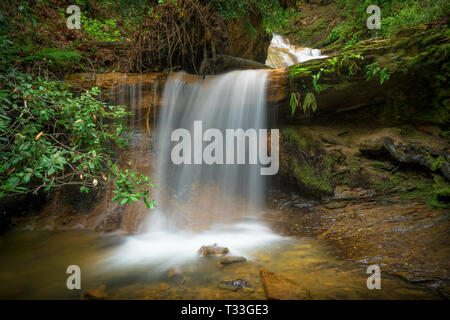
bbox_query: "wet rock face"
[227,16,272,64]
[259,268,311,300]
[277,126,335,198]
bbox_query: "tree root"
[359,137,450,180]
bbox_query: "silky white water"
[108,222,283,271]
[150,70,272,228]
[108,70,283,268]
[266,33,328,68]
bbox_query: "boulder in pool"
[198,243,229,256]
[218,255,247,266]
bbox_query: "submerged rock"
[198,243,229,256]
[259,268,311,300]
[218,255,247,266]
[218,279,253,291]
[82,285,108,300]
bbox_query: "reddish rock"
[259,268,311,300]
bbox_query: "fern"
[290,92,299,115]
[365,61,391,85]
[312,70,323,93]
[303,92,317,113]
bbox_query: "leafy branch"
[0,68,156,208]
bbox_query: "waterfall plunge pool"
[0,215,438,299]
[0,69,439,300]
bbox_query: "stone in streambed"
[259,268,311,300]
[198,243,229,256]
[218,255,247,266]
[218,279,253,291]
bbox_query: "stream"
[0,36,440,300]
[0,216,437,299]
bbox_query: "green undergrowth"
[0,65,156,208]
[280,127,334,196]
[375,170,449,209]
[327,0,450,48]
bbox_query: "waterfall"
[266,33,327,68]
[150,70,270,231]
[109,70,283,268]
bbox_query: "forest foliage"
[328,0,450,47]
[0,0,293,207]
[0,0,448,209]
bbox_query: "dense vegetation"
[0,0,448,212]
[0,0,291,209]
[328,0,450,47]
[0,67,156,208]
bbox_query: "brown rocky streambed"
[266,190,450,298]
[0,216,440,300]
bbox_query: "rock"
[168,266,182,279]
[227,16,271,64]
[82,285,108,300]
[198,243,229,256]
[218,255,247,266]
[259,268,311,300]
[218,279,253,291]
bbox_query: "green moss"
[433,175,450,199]
[281,127,309,151]
[427,198,449,209]
[426,153,446,171]
[280,127,334,196]
[292,162,333,195]
[375,172,431,196]
[289,65,312,80]
[374,177,391,192]
[376,171,449,209]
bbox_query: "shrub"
[0,68,155,208]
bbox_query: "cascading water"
[109,70,283,268]
[0,70,439,301]
[150,70,271,230]
[266,33,328,68]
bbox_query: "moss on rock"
[278,126,334,197]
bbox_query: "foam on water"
[107,219,284,271]
[107,69,282,268]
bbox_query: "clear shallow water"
[0,222,438,299]
[0,68,439,300]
